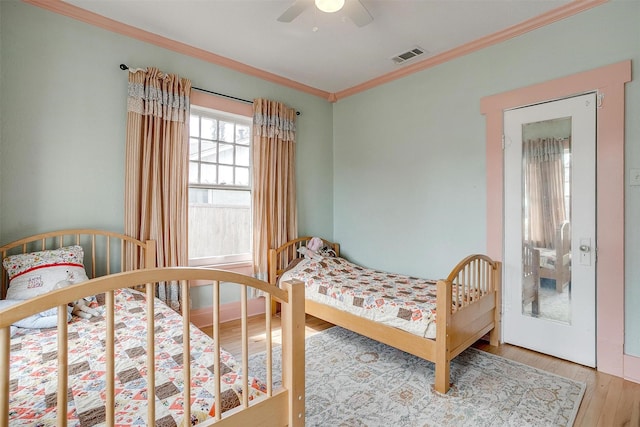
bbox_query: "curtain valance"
[127,68,190,122]
[253,98,296,142]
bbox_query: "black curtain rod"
[120,64,300,115]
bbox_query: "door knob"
[580,245,590,252]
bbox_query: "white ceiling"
[64,0,573,95]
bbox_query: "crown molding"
[23,0,332,101]
[333,0,608,101]
[24,0,607,103]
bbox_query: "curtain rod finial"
[119,64,129,70]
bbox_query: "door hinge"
[502,134,506,150]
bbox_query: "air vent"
[391,46,427,65]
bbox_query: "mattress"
[280,256,449,339]
[8,288,266,426]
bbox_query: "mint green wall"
[333,0,640,356]
[0,0,333,245]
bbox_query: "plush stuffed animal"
[298,237,325,260]
[318,244,337,257]
[307,237,323,253]
[54,270,100,319]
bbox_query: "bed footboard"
[435,254,502,394]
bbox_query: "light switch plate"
[631,169,640,186]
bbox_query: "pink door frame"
[480,60,633,379]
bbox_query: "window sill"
[188,260,254,287]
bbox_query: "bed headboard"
[267,236,340,285]
[0,229,155,299]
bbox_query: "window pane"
[188,190,251,258]
[235,167,249,186]
[219,121,235,143]
[219,165,233,185]
[201,117,217,140]
[189,187,209,204]
[188,108,253,264]
[236,124,250,145]
[236,145,249,167]
[190,115,199,137]
[189,161,199,184]
[201,163,217,184]
[189,138,199,161]
[219,143,234,164]
[201,140,216,163]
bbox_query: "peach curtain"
[252,98,298,280]
[523,137,568,249]
[124,67,191,310]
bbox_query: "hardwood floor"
[202,315,640,427]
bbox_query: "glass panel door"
[503,92,596,367]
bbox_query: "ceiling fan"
[277,0,373,27]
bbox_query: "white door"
[503,93,596,367]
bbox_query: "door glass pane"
[521,117,572,324]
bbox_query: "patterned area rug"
[248,327,585,427]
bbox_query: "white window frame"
[188,104,253,268]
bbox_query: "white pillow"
[3,245,89,300]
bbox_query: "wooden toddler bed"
[1,229,305,426]
[268,237,502,394]
[521,221,571,313]
[535,220,571,292]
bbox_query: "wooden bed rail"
[0,229,156,298]
[445,254,500,311]
[0,267,306,427]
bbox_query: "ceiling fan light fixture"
[315,0,345,13]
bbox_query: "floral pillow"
[3,245,89,300]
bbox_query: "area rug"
[247,326,585,427]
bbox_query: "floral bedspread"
[8,288,266,426]
[280,256,445,339]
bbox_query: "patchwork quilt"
[8,288,267,426]
[537,247,557,270]
[280,256,452,339]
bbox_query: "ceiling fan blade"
[343,0,373,27]
[277,0,312,23]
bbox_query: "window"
[188,106,252,266]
